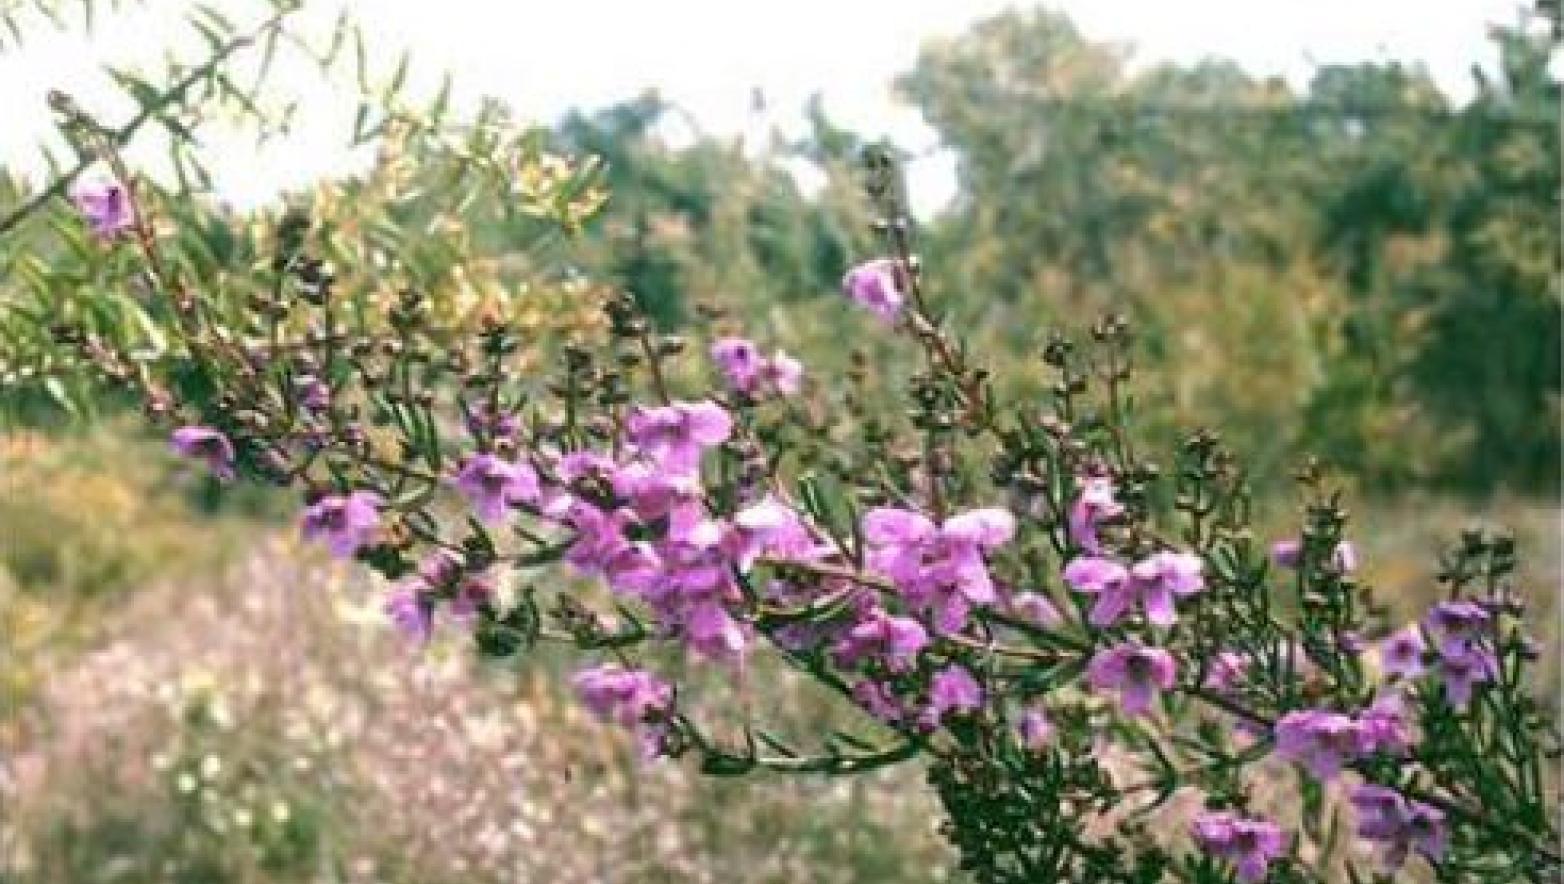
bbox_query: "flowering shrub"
[21,111,1562,883]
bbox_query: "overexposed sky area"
[0,0,1537,216]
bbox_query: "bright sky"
[0,0,1533,216]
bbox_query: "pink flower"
[852,679,904,723]
[862,506,1015,634]
[832,607,929,671]
[1008,591,1061,626]
[1202,650,1250,694]
[1424,600,1489,658]
[1359,692,1416,755]
[170,425,235,480]
[730,496,822,570]
[1378,625,1426,678]
[453,453,539,523]
[1349,784,1447,869]
[626,400,732,474]
[573,664,674,758]
[1086,643,1176,716]
[1016,707,1053,751]
[71,179,135,238]
[711,337,804,396]
[1068,475,1122,553]
[384,586,433,644]
[1192,811,1287,883]
[300,491,382,559]
[1273,709,1366,780]
[711,337,763,390]
[927,664,984,722]
[1436,646,1496,708]
[1063,550,1203,627]
[841,258,905,322]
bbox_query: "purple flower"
[927,664,984,722]
[626,400,732,474]
[572,664,674,758]
[1064,550,1203,627]
[384,586,433,644]
[730,495,822,570]
[170,425,235,480]
[1202,650,1250,694]
[293,374,331,413]
[1086,643,1176,717]
[1068,475,1122,553]
[863,506,1015,634]
[1424,600,1490,658]
[833,607,929,671]
[71,179,135,238]
[1349,784,1447,869]
[453,453,539,523]
[852,679,904,723]
[1273,709,1366,780]
[1358,692,1416,755]
[1436,646,1496,708]
[757,350,803,395]
[1016,707,1053,751]
[841,258,905,322]
[711,337,804,396]
[300,491,382,559]
[711,337,763,390]
[1192,811,1287,883]
[1379,625,1426,679]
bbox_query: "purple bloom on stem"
[572,664,674,758]
[852,679,904,723]
[71,179,135,238]
[1273,709,1366,780]
[731,495,821,570]
[1086,643,1176,717]
[1068,475,1122,553]
[1203,650,1250,694]
[1349,785,1447,869]
[758,349,803,395]
[1437,646,1496,708]
[862,505,1014,633]
[833,607,929,670]
[1016,706,1053,751]
[928,664,984,721]
[300,491,382,559]
[841,258,905,322]
[1379,625,1426,678]
[1424,600,1490,658]
[711,337,763,391]
[453,453,539,523]
[170,425,236,480]
[626,400,732,474]
[1064,550,1203,627]
[1192,811,1287,883]
[1358,691,1416,755]
[384,586,433,644]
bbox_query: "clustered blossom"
[384,550,496,644]
[1192,811,1287,883]
[1067,474,1122,553]
[1423,600,1497,708]
[924,663,984,727]
[572,664,675,758]
[453,452,540,523]
[170,425,236,480]
[1273,709,1368,780]
[1086,642,1175,717]
[841,258,905,322]
[862,506,1015,634]
[1063,549,1204,627]
[71,178,136,238]
[710,336,803,397]
[1349,784,1448,869]
[300,490,383,559]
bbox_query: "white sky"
[0,0,1534,217]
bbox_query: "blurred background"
[0,1,1558,881]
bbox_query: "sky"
[0,0,1537,217]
